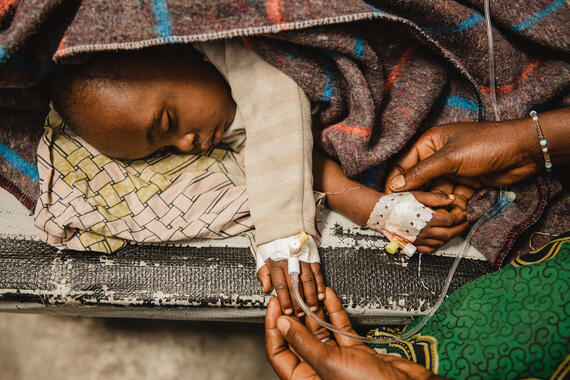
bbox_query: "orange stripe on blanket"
[266,0,284,24]
[480,59,540,95]
[0,0,18,16]
[383,47,414,93]
[326,123,371,138]
[53,39,66,59]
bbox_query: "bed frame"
[0,189,492,325]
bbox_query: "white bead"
[539,139,547,147]
[542,147,548,153]
[545,162,552,169]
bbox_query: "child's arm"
[313,149,468,252]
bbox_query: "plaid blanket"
[0,0,568,265]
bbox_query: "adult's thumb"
[277,316,331,368]
[389,153,448,191]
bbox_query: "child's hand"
[405,192,468,254]
[428,178,475,214]
[258,260,325,317]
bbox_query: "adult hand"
[265,287,446,380]
[258,260,325,317]
[385,119,541,193]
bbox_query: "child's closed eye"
[166,110,177,133]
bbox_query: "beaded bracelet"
[529,110,552,173]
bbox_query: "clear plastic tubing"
[291,193,513,344]
[484,0,500,122]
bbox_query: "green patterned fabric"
[368,233,570,379]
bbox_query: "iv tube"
[484,0,500,122]
[290,193,513,344]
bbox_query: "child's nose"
[173,133,195,153]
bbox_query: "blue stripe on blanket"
[321,56,335,102]
[438,95,478,112]
[513,0,565,32]
[0,46,50,75]
[0,46,9,63]
[152,0,173,38]
[0,142,39,182]
[423,13,484,34]
[353,34,363,59]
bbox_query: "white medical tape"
[255,234,320,272]
[366,192,434,243]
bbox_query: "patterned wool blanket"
[0,0,568,266]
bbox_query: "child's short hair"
[48,56,123,134]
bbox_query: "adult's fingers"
[384,165,405,194]
[276,315,333,373]
[323,288,368,348]
[311,262,326,301]
[265,297,300,379]
[304,302,333,343]
[389,151,452,192]
[300,262,319,312]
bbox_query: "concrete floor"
[0,312,278,380]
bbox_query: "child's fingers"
[420,222,469,242]
[451,184,475,211]
[311,263,326,301]
[267,261,294,316]
[417,245,436,254]
[300,262,319,313]
[412,191,455,208]
[428,209,467,227]
[413,237,446,248]
[281,265,305,317]
[429,177,455,195]
[256,265,272,293]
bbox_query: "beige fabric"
[196,39,317,245]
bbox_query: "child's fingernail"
[318,293,325,300]
[297,312,305,317]
[391,174,406,189]
[310,306,318,312]
[448,194,456,200]
[284,308,293,315]
[277,317,291,335]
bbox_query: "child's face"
[70,49,236,160]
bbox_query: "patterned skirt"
[367,232,570,379]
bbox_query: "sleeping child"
[37,39,468,316]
